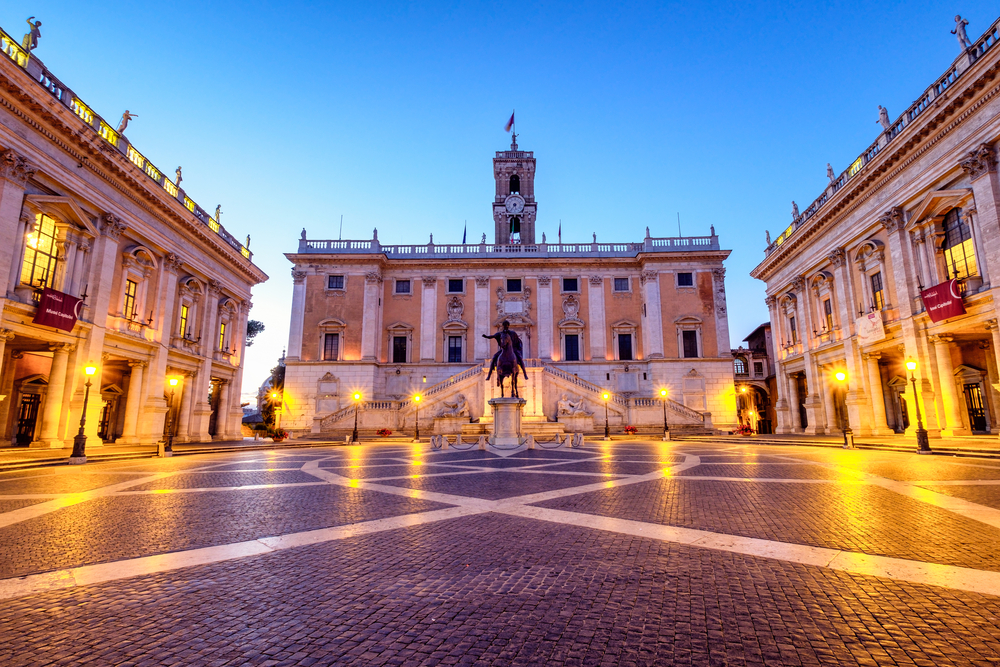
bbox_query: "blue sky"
[4,1,996,400]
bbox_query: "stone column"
[536,276,553,360]
[588,276,606,360]
[213,379,231,440]
[863,353,889,434]
[880,207,918,319]
[360,270,381,360]
[7,212,30,299]
[175,371,195,442]
[821,366,839,433]
[710,268,730,358]
[287,269,307,359]
[965,209,990,288]
[0,151,36,299]
[960,145,1000,290]
[420,276,437,361]
[0,329,14,381]
[641,270,664,359]
[118,360,147,444]
[929,335,965,434]
[788,373,802,432]
[37,343,73,448]
[474,276,491,360]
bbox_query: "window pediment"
[24,195,98,235]
[909,189,973,226]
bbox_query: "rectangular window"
[565,334,580,362]
[790,316,798,344]
[753,361,764,376]
[682,330,698,358]
[20,215,58,289]
[327,275,344,290]
[562,277,578,292]
[392,336,407,363]
[618,333,633,361]
[823,298,833,331]
[870,272,885,310]
[448,336,462,363]
[395,279,410,294]
[613,277,630,292]
[179,305,189,337]
[218,322,227,350]
[323,333,339,361]
[506,278,522,293]
[448,278,464,293]
[677,272,694,287]
[123,279,137,319]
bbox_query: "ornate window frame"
[386,322,414,364]
[854,240,889,312]
[674,315,703,359]
[174,277,203,349]
[118,245,157,327]
[809,271,838,339]
[318,317,346,361]
[611,319,638,361]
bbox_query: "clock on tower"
[493,133,537,245]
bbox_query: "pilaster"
[287,268,308,359]
[360,271,381,360]
[420,276,437,361]
[474,276,490,360]
[641,270,664,359]
[537,276,553,360]
[588,276,606,360]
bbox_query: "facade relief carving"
[422,276,437,287]
[827,248,846,267]
[100,213,127,240]
[475,275,490,287]
[536,275,551,286]
[445,295,465,322]
[878,207,905,233]
[640,270,658,285]
[959,143,997,180]
[364,271,382,284]
[0,149,37,186]
[589,276,603,286]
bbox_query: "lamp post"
[69,363,98,465]
[659,388,670,441]
[834,370,854,449]
[162,376,179,457]
[271,391,282,432]
[602,391,611,440]
[352,392,362,443]
[413,394,421,442]
[905,359,931,453]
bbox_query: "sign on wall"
[855,310,886,347]
[921,279,966,323]
[32,288,83,332]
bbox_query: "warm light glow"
[602,392,610,401]
[84,364,97,376]
[414,395,421,403]
[906,359,917,372]
[834,371,847,383]
[168,377,179,387]
[659,389,668,398]
[353,392,362,401]
[748,411,755,417]
[271,392,278,399]
[348,479,359,488]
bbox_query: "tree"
[246,319,265,346]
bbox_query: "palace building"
[0,27,267,448]
[751,15,1000,439]
[281,136,737,437]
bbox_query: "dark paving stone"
[920,484,1000,510]
[2,514,1000,667]
[325,465,480,480]
[0,472,151,495]
[444,457,581,469]
[771,452,1000,482]
[0,498,48,512]
[676,463,846,479]
[546,460,673,475]
[534,478,1000,571]
[374,471,622,500]
[127,470,323,490]
[0,485,450,579]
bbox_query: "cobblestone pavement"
[5,442,1000,665]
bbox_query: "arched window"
[734,357,747,375]
[943,208,977,279]
[510,216,521,244]
[509,174,520,194]
[21,214,58,289]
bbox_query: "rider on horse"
[483,320,528,380]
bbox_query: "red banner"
[921,279,966,323]
[32,288,83,332]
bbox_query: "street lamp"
[162,376,179,457]
[69,363,98,465]
[413,394,422,442]
[271,391,282,432]
[659,388,670,441]
[833,370,854,449]
[905,359,931,453]
[352,392,362,443]
[602,391,611,440]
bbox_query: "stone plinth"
[433,416,470,434]
[557,414,593,433]
[489,397,526,447]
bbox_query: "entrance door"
[964,383,988,432]
[15,394,41,446]
[795,374,808,429]
[98,397,119,442]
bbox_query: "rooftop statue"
[215,205,222,222]
[22,17,41,52]
[791,201,799,218]
[827,163,835,183]
[117,110,137,134]
[301,228,307,240]
[765,230,771,245]
[952,15,972,50]
[877,105,890,130]
[175,166,183,186]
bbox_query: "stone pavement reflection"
[3,440,1000,665]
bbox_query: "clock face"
[505,195,525,214]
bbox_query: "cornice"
[0,58,267,286]
[752,57,1000,282]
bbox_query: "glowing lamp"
[905,359,917,372]
[413,395,421,403]
[659,389,667,398]
[602,392,610,401]
[168,377,179,387]
[84,364,97,376]
[353,392,362,401]
[834,371,846,383]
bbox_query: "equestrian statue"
[483,320,528,398]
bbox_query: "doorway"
[795,374,808,430]
[964,383,988,432]
[15,394,40,446]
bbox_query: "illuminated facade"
[752,15,1000,438]
[281,138,737,437]
[0,27,267,447]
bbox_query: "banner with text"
[855,310,886,347]
[921,279,966,323]
[32,288,83,332]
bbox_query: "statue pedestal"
[557,414,593,433]
[489,398,526,447]
[433,416,469,434]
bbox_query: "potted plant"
[376,428,393,437]
[623,425,638,435]
[733,424,755,436]
[269,428,289,443]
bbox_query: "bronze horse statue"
[495,330,520,398]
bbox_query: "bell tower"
[493,133,537,245]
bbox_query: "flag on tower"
[504,111,515,133]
